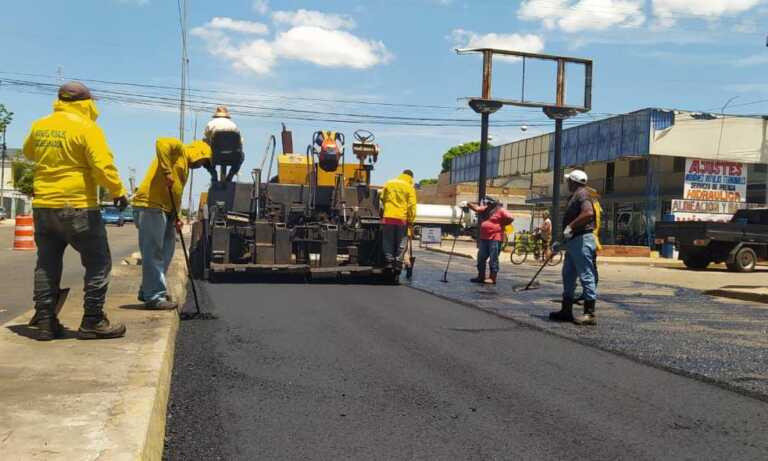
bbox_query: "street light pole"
[1,126,7,211]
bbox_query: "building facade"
[450,108,768,246]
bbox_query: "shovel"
[168,187,215,320]
[405,235,416,280]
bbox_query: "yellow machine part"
[277,154,368,186]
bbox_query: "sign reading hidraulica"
[683,159,747,202]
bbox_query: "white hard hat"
[564,169,588,185]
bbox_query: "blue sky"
[2,0,767,205]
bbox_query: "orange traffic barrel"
[13,215,35,251]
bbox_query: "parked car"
[122,206,134,224]
[655,208,768,272]
[101,206,125,226]
[0,207,6,221]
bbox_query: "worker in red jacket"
[464,196,514,285]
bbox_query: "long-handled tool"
[522,241,562,291]
[405,234,416,280]
[440,208,466,283]
[168,187,215,320]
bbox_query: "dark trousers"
[33,209,112,312]
[382,223,407,263]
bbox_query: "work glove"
[113,195,129,211]
[459,200,469,211]
[563,225,574,240]
[551,241,562,252]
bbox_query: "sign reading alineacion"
[683,159,747,202]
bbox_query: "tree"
[441,141,488,173]
[0,104,12,133]
[419,178,438,186]
[11,156,34,196]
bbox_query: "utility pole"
[187,112,198,223]
[0,106,13,213]
[128,167,136,198]
[1,125,7,211]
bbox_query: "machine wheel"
[729,247,757,272]
[511,246,528,265]
[683,254,710,270]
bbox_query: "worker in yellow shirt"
[380,169,417,271]
[22,81,128,340]
[132,138,212,309]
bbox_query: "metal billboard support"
[457,47,592,239]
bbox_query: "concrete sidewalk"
[0,256,187,460]
[423,241,685,268]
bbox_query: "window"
[754,164,767,173]
[605,162,615,193]
[673,157,686,173]
[629,158,648,177]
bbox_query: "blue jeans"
[134,207,176,303]
[562,233,597,301]
[477,239,501,275]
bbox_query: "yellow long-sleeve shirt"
[381,173,417,224]
[22,99,126,208]
[132,138,211,214]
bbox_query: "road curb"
[141,258,186,461]
[0,251,187,461]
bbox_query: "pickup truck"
[655,208,768,272]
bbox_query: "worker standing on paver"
[465,196,514,285]
[132,138,212,309]
[549,170,598,325]
[203,105,242,144]
[380,169,417,270]
[22,81,128,340]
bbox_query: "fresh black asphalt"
[165,279,768,460]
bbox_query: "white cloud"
[253,0,269,15]
[734,54,768,67]
[519,0,645,32]
[192,12,391,75]
[272,9,356,30]
[205,17,269,35]
[653,0,762,27]
[450,29,545,58]
[274,26,391,68]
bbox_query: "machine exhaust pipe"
[281,123,293,154]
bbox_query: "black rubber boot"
[77,309,126,340]
[573,300,597,326]
[470,272,486,283]
[33,307,64,341]
[549,298,575,322]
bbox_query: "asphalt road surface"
[165,278,768,460]
[0,223,139,324]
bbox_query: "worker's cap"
[185,140,213,164]
[213,105,231,118]
[483,196,499,206]
[564,169,588,185]
[58,81,92,102]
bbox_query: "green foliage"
[0,104,13,132]
[441,141,486,173]
[418,178,438,186]
[11,157,34,196]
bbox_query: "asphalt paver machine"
[189,126,402,283]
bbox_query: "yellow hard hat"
[214,105,230,118]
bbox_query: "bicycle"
[510,234,563,266]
